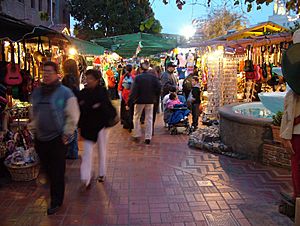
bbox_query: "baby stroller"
[163,93,192,135]
[168,104,192,135]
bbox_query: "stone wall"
[219,104,273,161]
[262,140,291,169]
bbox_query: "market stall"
[184,22,293,119]
[0,13,71,180]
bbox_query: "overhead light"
[69,47,77,56]
[181,25,196,39]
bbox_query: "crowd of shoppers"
[29,57,202,215]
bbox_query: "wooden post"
[295,197,300,226]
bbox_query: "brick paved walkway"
[0,113,294,225]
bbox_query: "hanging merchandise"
[4,42,22,86]
[186,50,194,75]
[244,45,254,73]
[134,41,143,57]
[94,56,101,65]
[20,41,33,102]
[261,46,268,79]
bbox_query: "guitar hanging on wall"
[4,42,23,86]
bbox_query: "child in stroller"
[163,91,192,135]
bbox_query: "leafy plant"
[39,11,49,21]
[140,16,162,33]
[272,111,283,126]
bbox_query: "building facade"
[0,0,70,28]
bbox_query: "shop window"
[39,0,42,11]
[31,0,35,8]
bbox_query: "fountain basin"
[219,102,273,160]
[258,92,286,114]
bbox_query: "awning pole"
[50,0,54,25]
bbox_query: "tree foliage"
[69,0,162,40]
[162,0,300,14]
[140,16,162,33]
[198,8,247,41]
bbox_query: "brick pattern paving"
[0,114,294,225]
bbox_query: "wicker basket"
[4,161,40,181]
[271,125,282,143]
[0,146,6,159]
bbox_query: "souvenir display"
[2,128,38,181]
[188,125,246,159]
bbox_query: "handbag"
[104,101,120,128]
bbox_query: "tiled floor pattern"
[0,114,294,225]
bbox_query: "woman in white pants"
[78,69,116,188]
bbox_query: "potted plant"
[271,111,283,143]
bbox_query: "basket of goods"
[4,128,39,181]
[7,102,30,121]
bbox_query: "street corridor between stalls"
[0,112,294,225]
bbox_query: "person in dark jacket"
[129,61,161,144]
[190,76,201,130]
[78,69,113,188]
[149,66,162,134]
[118,65,135,131]
[183,66,198,100]
[62,59,80,159]
[161,62,178,97]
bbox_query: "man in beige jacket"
[280,90,300,199]
[280,29,300,200]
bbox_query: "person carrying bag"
[78,69,118,189]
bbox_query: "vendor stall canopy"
[67,37,105,56]
[93,33,183,58]
[0,13,68,42]
[182,21,291,48]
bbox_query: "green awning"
[68,37,105,56]
[93,33,182,58]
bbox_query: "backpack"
[122,75,133,90]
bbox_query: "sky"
[151,0,274,35]
[70,0,275,36]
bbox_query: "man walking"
[129,61,161,144]
[30,61,80,215]
[161,62,178,97]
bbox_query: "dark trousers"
[152,102,159,135]
[120,99,133,129]
[35,136,67,207]
[291,134,300,198]
[192,103,200,128]
[108,87,118,100]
